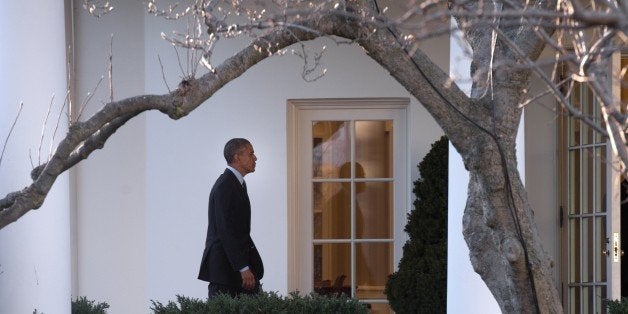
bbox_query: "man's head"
[224,138,257,176]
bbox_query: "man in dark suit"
[198,138,264,298]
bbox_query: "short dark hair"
[224,138,251,164]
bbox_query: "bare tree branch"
[157,54,172,93]
[38,94,56,166]
[0,102,24,169]
[49,91,70,161]
[108,34,114,103]
[76,75,104,122]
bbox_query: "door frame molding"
[286,97,410,293]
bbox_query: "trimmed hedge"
[71,296,109,314]
[385,136,448,313]
[607,297,628,314]
[151,291,368,314]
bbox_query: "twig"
[519,87,558,109]
[173,45,187,78]
[186,17,191,76]
[49,91,70,161]
[0,102,24,169]
[291,40,327,82]
[66,45,74,124]
[39,95,55,166]
[83,0,114,18]
[108,34,114,103]
[33,265,38,285]
[76,76,104,122]
[158,55,172,92]
[493,27,608,135]
[29,149,34,169]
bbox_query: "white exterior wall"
[0,1,71,313]
[524,62,559,284]
[72,1,147,313]
[72,1,446,312]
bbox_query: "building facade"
[0,1,626,313]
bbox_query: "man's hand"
[241,269,256,290]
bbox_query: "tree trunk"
[462,132,562,313]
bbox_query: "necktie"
[242,180,248,193]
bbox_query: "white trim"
[287,98,410,110]
[608,52,623,300]
[286,98,300,292]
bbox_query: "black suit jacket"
[198,169,264,287]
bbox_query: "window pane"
[595,146,606,213]
[596,286,607,314]
[569,150,580,214]
[356,242,392,300]
[569,287,580,314]
[569,218,581,282]
[313,182,350,239]
[582,87,594,145]
[583,286,592,314]
[313,243,351,297]
[355,120,393,178]
[596,217,607,282]
[312,121,350,179]
[582,149,592,214]
[583,217,592,282]
[356,182,393,239]
[569,85,581,147]
[593,95,603,144]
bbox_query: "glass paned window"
[313,182,350,239]
[313,243,351,296]
[355,120,393,178]
[356,242,392,300]
[312,121,350,179]
[356,182,393,239]
[562,77,609,313]
[311,120,394,307]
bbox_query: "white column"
[0,1,71,313]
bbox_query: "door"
[559,68,623,313]
[287,98,409,313]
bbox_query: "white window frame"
[286,98,410,301]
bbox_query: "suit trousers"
[208,281,260,299]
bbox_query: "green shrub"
[150,291,368,314]
[607,297,628,314]
[385,136,448,313]
[72,296,109,314]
